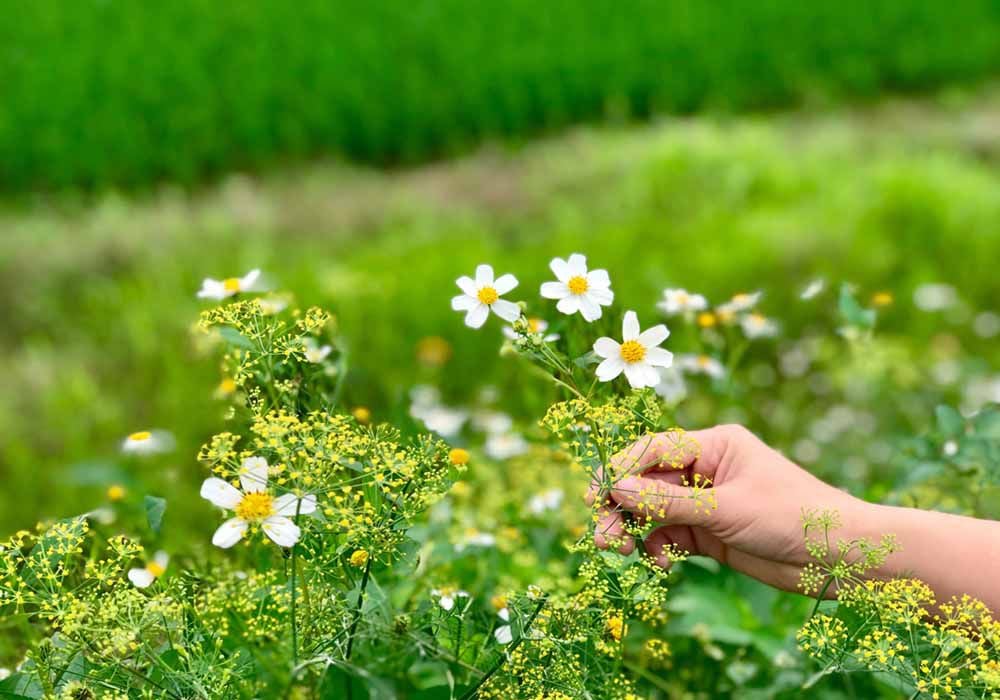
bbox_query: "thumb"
[611,474,717,528]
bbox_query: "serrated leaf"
[144,495,167,534]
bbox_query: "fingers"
[586,429,702,505]
[593,506,634,554]
[610,474,715,528]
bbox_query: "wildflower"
[657,288,708,315]
[654,367,688,404]
[718,291,761,314]
[352,406,371,424]
[801,279,825,300]
[740,313,778,339]
[415,336,452,367]
[303,338,333,363]
[215,377,238,398]
[197,269,262,300]
[697,311,717,328]
[449,448,470,466]
[127,550,169,589]
[106,484,127,502]
[451,264,520,328]
[414,404,468,439]
[913,283,957,311]
[593,310,672,389]
[431,587,470,611]
[121,430,173,455]
[606,613,626,641]
[349,549,369,567]
[677,353,726,379]
[503,317,558,342]
[485,432,529,460]
[527,488,563,515]
[540,253,613,322]
[495,607,513,644]
[472,410,514,435]
[455,529,496,552]
[872,291,894,307]
[200,456,316,548]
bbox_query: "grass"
[2,89,1000,538]
[2,0,1000,189]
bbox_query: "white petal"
[638,324,669,348]
[197,279,225,300]
[640,363,662,387]
[549,257,570,282]
[578,295,602,322]
[645,347,674,368]
[239,457,269,493]
[439,595,455,611]
[540,281,569,299]
[152,551,170,569]
[566,253,587,277]
[452,294,477,311]
[274,493,317,516]
[212,518,248,548]
[593,337,620,359]
[241,269,261,290]
[475,264,494,287]
[556,295,581,316]
[596,357,625,381]
[498,608,510,621]
[200,478,243,510]
[456,276,478,297]
[624,362,649,389]
[491,299,521,322]
[493,274,518,295]
[128,568,155,588]
[588,287,614,305]
[622,311,640,340]
[587,269,611,288]
[465,304,490,329]
[262,516,301,548]
[495,625,513,644]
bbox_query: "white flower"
[527,488,563,516]
[197,269,263,300]
[657,288,707,315]
[128,550,169,589]
[717,291,762,315]
[413,404,468,438]
[258,296,289,315]
[593,311,672,389]
[452,264,520,329]
[303,338,333,363]
[914,283,958,311]
[800,279,825,300]
[653,367,687,404]
[540,253,613,322]
[740,313,778,339]
[200,457,316,549]
[121,430,174,455]
[494,607,513,644]
[472,410,514,435]
[431,587,470,612]
[484,432,529,460]
[677,353,726,379]
[502,317,559,343]
[943,440,959,457]
[454,529,496,552]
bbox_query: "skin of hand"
[589,424,1000,611]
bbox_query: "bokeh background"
[3,1,1000,563]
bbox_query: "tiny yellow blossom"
[449,448,470,466]
[107,484,126,501]
[349,549,369,567]
[352,407,372,425]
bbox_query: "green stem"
[291,542,299,665]
[808,576,835,619]
[457,598,546,700]
[343,557,373,699]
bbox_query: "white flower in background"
[717,291,762,317]
[128,550,169,589]
[502,317,559,343]
[197,269,263,300]
[415,405,468,439]
[540,253,613,322]
[257,296,289,315]
[800,279,825,300]
[740,313,778,339]
[200,457,316,549]
[653,367,687,404]
[121,430,174,455]
[943,440,959,458]
[302,338,333,363]
[452,264,520,329]
[914,283,958,312]
[431,587,470,612]
[677,353,726,379]
[657,288,708,315]
[494,607,513,644]
[472,410,513,435]
[410,384,441,407]
[454,529,497,552]
[593,311,672,389]
[974,312,1000,339]
[485,432,529,460]
[527,488,564,516]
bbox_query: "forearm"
[846,500,1000,612]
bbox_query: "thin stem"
[343,556,373,699]
[458,598,546,700]
[291,541,299,666]
[809,576,835,619]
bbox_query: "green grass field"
[3,0,1000,189]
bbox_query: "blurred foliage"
[2,0,1000,189]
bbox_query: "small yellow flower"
[107,484,126,501]
[872,291,894,307]
[696,311,717,328]
[217,377,237,396]
[416,336,452,367]
[349,549,369,567]
[449,448,470,466]
[352,407,372,425]
[606,613,626,641]
[491,594,508,611]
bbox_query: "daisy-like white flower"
[677,353,726,379]
[527,488,563,516]
[494,607,513,644]
[657,288,708,315]
[197,269,263,300]
[800,279,825,300]
[128,551,169,589]
[454,528,496,552]
[540,253,613,322]
[452,264,520,329]
[716,291,762,323]
[653,367,687,404]
[740,312,779,339]
[302,338,333,363]
[431,587,470,612]
[200,457,316,549]
[593,311,672,389]
[502,317,559,343]
[472,410,514,435]
[121,430,174,455]
[484,432,529,460]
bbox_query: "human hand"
[588,424,866,593]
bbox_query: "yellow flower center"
[223,277,242,292]
[872,291,893,307]
[145,562,165,577]
[567,276,589,295]
[235,492,275,522]
[477,287,499,305]
[449,448,470,466]
[748,313,765,325]
[697,312,716,328]
[676,291,689,303]
[352,406,371,424]
[527,318,542,333]
[732,293,749,304]
[619,340,646,363]
[128,431,151,442]
[491,594,508,611]
[107,484,126,501]
[697,355,711,368]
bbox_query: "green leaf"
[144,495,167,534]
[0,673,44,699]
[218,326,254,350]
[574,350,600,368]
[935,405,964,437]
[838,285,875,328]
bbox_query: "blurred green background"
[2,1,1000,539]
